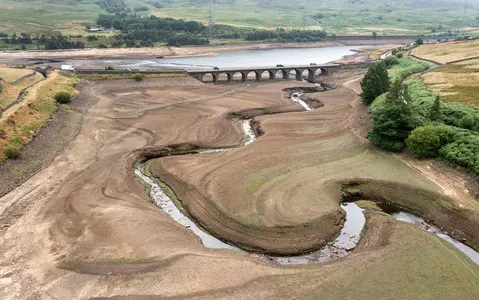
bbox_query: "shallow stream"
[134,90,479,266]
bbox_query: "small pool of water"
[256,202,365,265]
[392,211,479,264]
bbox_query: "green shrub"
[133,73,145,81]
[0,82,3,93]
[406,78,479,130]
[406,125,454,157]
[439,134,479,172]
[388,58,428,82]
[396,52,404,58]
[384,55,400,67]
[54,91,72,104]
[5,146,21,159]
[368,131,406,151]
[458,114,475,129]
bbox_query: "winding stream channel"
[135,92,479,265]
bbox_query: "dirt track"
[0,74,478,299]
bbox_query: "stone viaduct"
[187,64,341,83]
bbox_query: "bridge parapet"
[187,64,341,83]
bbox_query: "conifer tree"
[361,61,390,105]
[429,95,441,121]
[368,79,413,151]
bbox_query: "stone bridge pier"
[187,64,338,83]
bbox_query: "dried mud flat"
[0,74,478,299]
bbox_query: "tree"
[360,61,389,105]
[372,31,377,39]
[416,38,424,45]
[406,125,453,158]
[368,79,414,151]
[429,95,441,121]
[10,32,18,44]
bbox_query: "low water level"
[392,212,479,264]
[118,46,363,70]
[134,98,368,264]
[136,164,365,264]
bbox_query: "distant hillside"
[1,0,479,36]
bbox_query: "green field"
[1,0,479,36]
[154,0,479,35]
[0,1,100,34]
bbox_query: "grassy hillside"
[1,0,479,36]
[154,0,479,34]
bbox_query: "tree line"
[97,14,208,47]
[97,0,129,14]
[0,33,84,50]
[244,28,327,42]
[361,53,479,174]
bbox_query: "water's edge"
[392,211,479,264]
[134,93,479,266]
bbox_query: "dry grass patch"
[412,40,479,64]
[0,79,18,110]
[0,68,43,110]
[422,63,479,107]
[14,72,44,90]
[0,67,33,83]
[0,72,77,162]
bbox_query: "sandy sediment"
[0,73,477,299]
